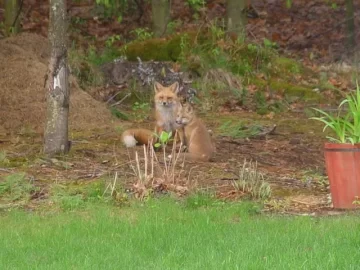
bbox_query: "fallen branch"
[110,93,131,107]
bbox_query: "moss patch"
[272,57,302,74]
[124,32,204,62]
[269,80,322,102]
[125,39,173,61]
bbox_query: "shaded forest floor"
[0,104,336,214]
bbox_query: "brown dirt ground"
[0,106,343,215]
[0,33,114,135]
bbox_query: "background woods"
[1,0,358,61]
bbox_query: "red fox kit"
[174,103,215,162]
[121,81,182,147]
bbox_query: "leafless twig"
[110,93,131,107]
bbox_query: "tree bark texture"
[151,0,170,37]
[44,0,70,156]
[4,0,20,35]
[345,0,355,49]
[226,0,247,39]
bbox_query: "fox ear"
[154,81,163,93]
[169,82,180,94]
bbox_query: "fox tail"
[121,128,156,147]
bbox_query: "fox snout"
[158,100,174,107]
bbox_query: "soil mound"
[0,33,114,134]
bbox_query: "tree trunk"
[151,0,170,37]
[4,0,20,35]
[44,0,70,156]
[345,0,355,49]
[226,0,247,40]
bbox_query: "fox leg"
[174,128,187,152]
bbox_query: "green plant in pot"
[311,83,360,209]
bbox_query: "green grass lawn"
[1,197,360,270]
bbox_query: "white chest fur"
[156,103,178,132]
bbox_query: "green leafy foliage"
[186,0,205,17]
[285,0,292,8]
[254,90,268,114]
[110,107,129,120]
[263,38,278,49]
[105,34,121,48]
[86,45,122,67]
[154,131,173,148]
[0,173,36,202]
[69,44,122,88]
[166,20,182,35]
[131,27,154,41]
[131,101,151,121]
[218,120,262,139]
[286,0,337,9]
[186,0,205,10]
[123,25,276,76]
[50,178,127,211]
[185,191,218,209]
[311,83,360,144]
[232,160,271,200]
[58,194,86,211]
[132,101,150,112]
[94,0,129,19]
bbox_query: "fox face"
[154,81,180,108]
[175,103,194,126]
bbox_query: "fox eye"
[159,96,164,99]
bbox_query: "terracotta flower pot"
[324,142,360,209]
